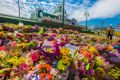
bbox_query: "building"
[31,3,78,25]
[54,3,67,21]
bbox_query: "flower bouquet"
[57,56,70,73]
[38,64,52,80]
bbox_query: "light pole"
[18,0,21,23]
[101,20,104,35]
[84,11,89,30]
[35,4,38,24]
[18,0,24,26]
[62,0,65,27]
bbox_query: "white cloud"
[1,0,120,22]
[0,0,31,18]
[69,0,120,22]
[0,0,18,16]
[89,0,120,18]
[0,6,18,16]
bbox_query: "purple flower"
[109,51,120,57]
[87,70,94,76]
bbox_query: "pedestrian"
[107,24,115,40]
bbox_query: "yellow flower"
[7,56,26,66]
[57,55,70,72]
[95,57,103,66]
[45,47,53,53]
[26,58,33,66]
[0,26,3,30]
[0,32,5,36]
[96,68,105,77]
[18,57,26,64]
[89,46,99,56]
[57,60,66,71]
[61,56,70,64]
[18,43,27,49]
[22,43,27,49]
[14,25,19,29]
[8,56,18,66]
[60,47,70,56]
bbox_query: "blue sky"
[0,0,120,28]
[80,15,120,28]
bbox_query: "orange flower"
[38,64,51,73]
[38,64,52,80]
[40,73,46,80]
[40,73,52,80]
[105,45,113,51]
[0,32,5,36]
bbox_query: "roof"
[54,8,60,14]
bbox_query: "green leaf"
[86,63,90,70]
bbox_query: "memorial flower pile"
[0,23,120,80]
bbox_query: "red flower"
[85,52,92,58]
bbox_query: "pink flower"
[51,33,56,38]
[11,41,17,47]
[31,50,39,62]
[0,46,6,51]
[19,62,28,71]
[59,42,66,47]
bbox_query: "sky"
[0,0,120,28]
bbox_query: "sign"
[65,44,78,53]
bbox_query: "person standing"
[107,24,115,40]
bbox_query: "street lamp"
[62,0,65,27]
[84,11,89,30]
